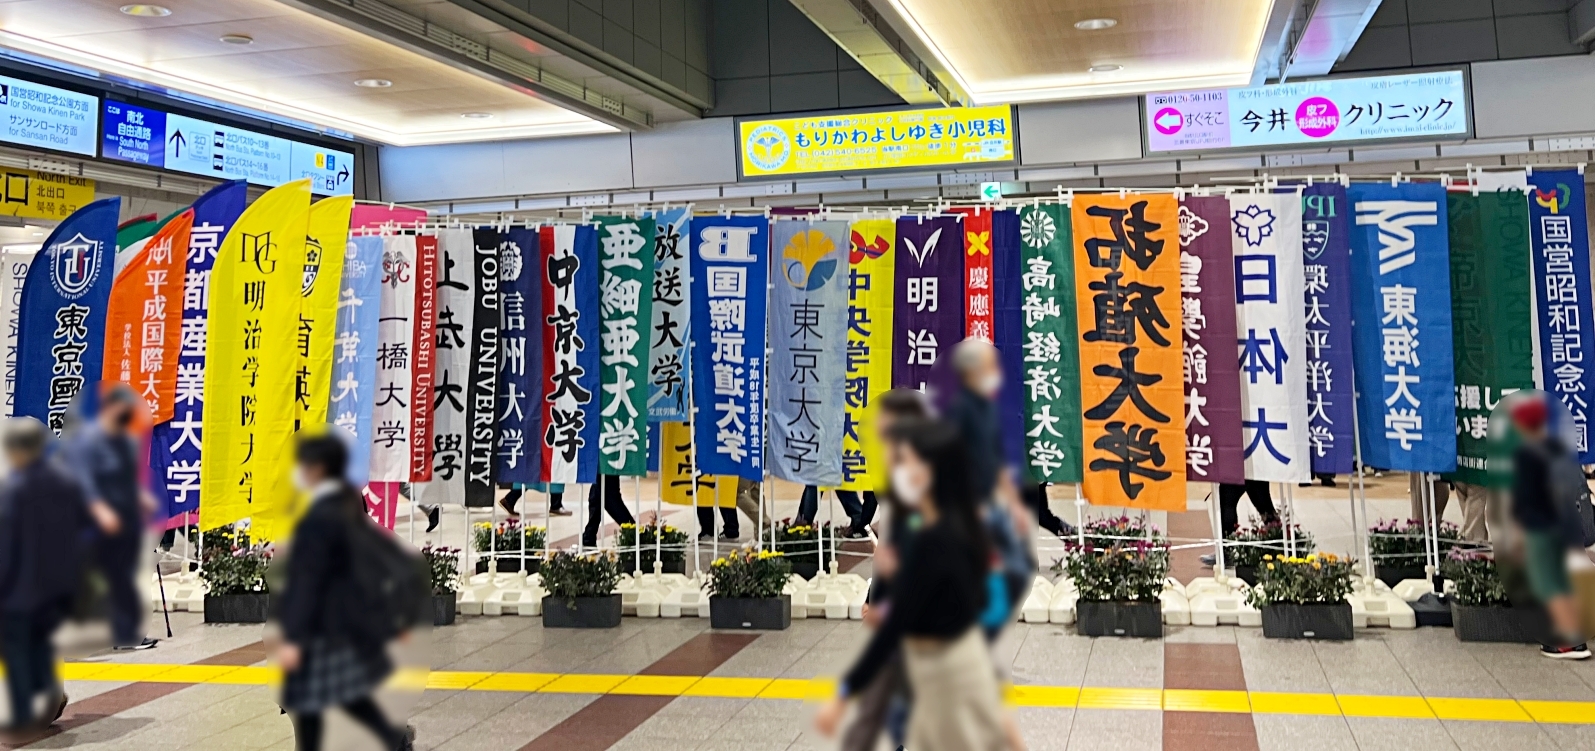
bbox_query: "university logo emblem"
[302,237,323,296]
[49,232,99,300]
[1302,220,1330,259]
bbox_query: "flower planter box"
[1261,603,1354,640]
[204,594,269,624]
[433,595,457,626]
[1075,601,1163,638]
[1374,564,1445,589]
[619,556,686,575]
[475,557,542,575]
[1451,603,1552,644]
[542,595,623,628]
[1410,592,1452,628]
[710,596,792,630]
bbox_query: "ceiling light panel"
[0,0,611,145]
[884,0,1276,103]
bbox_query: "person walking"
[816,418,1004,751]
[0,418,90,735]
[1507,397,1592,659]
[68,385,158,651]
[277,433,412,750]
[581,475,636,548]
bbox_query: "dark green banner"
[595,216,656,476]
[1016,204,1083,483]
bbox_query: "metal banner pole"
[1209,483,1224,578]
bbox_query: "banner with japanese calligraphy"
[329,235,383,484]
[369,235,416,482]
[496,227,542,485]
[104,209,190,422]
[1230,192,1310,483]
[298,195,353,427]
[541,224,602,484]
[1348,182,1456,472]
[768,219,848,486]
[646,207,691,422]
[1016,204,1083,484]
[1527,169,1595,463]
[409,236,437,482]
[893,216,963,391]
[1178,197,1244,484]
[16,197,119,433]
[1446,191,1536,484]
[659,420,737,507]
[420,228,474,506]
[465,228,503,505]
[1301,185,1356,475]
[1073,195,1184,509]
[991,210,1026,473]
[0,246,36,417]
[153,180,246,519]
[952,207,995,340]
[199,179,310,535]
[689,215,769,481]
[841,219,894,491]
[595,216,655,476]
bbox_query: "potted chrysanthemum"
[540,550,623,628]
[617,522,689,574]
[707,548,793,630]
[423,545,461,626]
[1247,552,1355,640]
[199,526,272,624]
[1442,550,1551,643]
[1060,516,1169,638]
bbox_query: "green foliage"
[1440,550,1508,607]
[1369,518,1462,565]
[707,548,792,599]
[616,522,689,571]
[1227,518,1316,569]
[761,519,838,570]
[1245,553,1355,607]
[541,550,621,605]
[422,545,461,596]
[199,526,270,596]
[1058,516,1169,603]
[473,521,546,554]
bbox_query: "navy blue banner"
[16,197,120,433]
[1347,182,1457,472]
[496,227,543,484]
[1301,184,1356,475]
[1528,169,1595,463]
[151,180,247,517]
[689,215,769,480]
[991,210,1027,474]
[572,225,602,483]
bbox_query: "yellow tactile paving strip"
[50,663,1595,724]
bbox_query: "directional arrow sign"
[979,182,1002,201]
[168,129,186,157]
[1155,111,1181,131]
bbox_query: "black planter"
[433,595,457,626]
[1410,593,1452,628]
[1261,603,1354,640]
[1233,566,1259,586]
[542,595,623,628]
[1451,603,1553,643]
[475,557,542,575]
[1374,564,1445,589]
[619,555,686,575]
[1075,601,1163,638]
[204,594,269,624]
[710,596,792,630]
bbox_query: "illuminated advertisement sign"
[1144,69,1469,153]
[738,104,1015,178]
[0,75,97,156]
[100,100,354,195]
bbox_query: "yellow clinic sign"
[738,105,1015,178]
[0,168,94,221]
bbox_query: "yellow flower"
[622,523,635,529]
[1266,563,1275,570]
[1306,554,1318,562]
[1263,554,1273,561]
[1312,562,1322,570]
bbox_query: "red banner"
[410,235,438,481]
[103,209,193,422]
[952,207,995,340]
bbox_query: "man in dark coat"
[0,418,91,733]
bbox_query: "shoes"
[1055,522,1078,538]
[1318,476,1337,488]
[843,526,869,540]
[113,637,159,651]
[549,508,573,517]
[50,692,66,724]
[1199,554,1217,566]
[717,533,740,543]
[1541,643,1592,660]
[698,531,714,541]
[498,499,520,518]
[425,506,441,533]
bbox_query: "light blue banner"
[329,235,384,484]
[767,219,848,486]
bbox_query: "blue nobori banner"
[1528,169,1595,463]
[689,215,769,481]
[645,207,691,422]
[1301,184,1356,475]
[1347,182,1457,472]
[767,219,848,486]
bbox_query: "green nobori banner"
[595,216,656,476]
[1016,204,1083,484]
[1446,191,1535,485]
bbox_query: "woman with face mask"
[816,417,1005,751]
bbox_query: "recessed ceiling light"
[1089,64,1123,73]
[1074,18,1117,31]
[354,78,393,88]
[119,4,171,16]
[219,34,254,45]
[460,112,494,119]
[30,232,43,237]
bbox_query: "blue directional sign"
[0,75,98,156]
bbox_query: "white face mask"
[292,467,312,493]
[976,372,1002,398]
[892,465,927,506]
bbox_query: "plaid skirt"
[281,638,390,714]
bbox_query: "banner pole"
[490,481,499,571]
[1351,408,1374,582]
[1074,483,1086,550]
[518,484,526,574]
[1281,483,1295,558]
[650,474,660,575]
[633,474,642,576]
[1209,483,1225,579]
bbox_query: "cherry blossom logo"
[1231,204,1276,247]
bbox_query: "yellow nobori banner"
[840,219,895,492]
[738,105,1015,178]
[299,195,353,427]
[659,421,737,507]
[200,179,312,538]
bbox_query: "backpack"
[1545,448,1595,548]
[345,513,431,643]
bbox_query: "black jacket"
[278,483,369,650]
[0,457,92,614]
[946,386,1003,501]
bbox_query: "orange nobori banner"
[1072,194,1186,511]
[103,208,192,423]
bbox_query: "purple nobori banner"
[992,210,1027,474]
[1178,197,1245,484]
[689,215,769,481]
[1301,184,1356,475]
[152,180,247,518]
[1527,169,1595,463]
[496,227,543,484]
[893,215,964,392]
